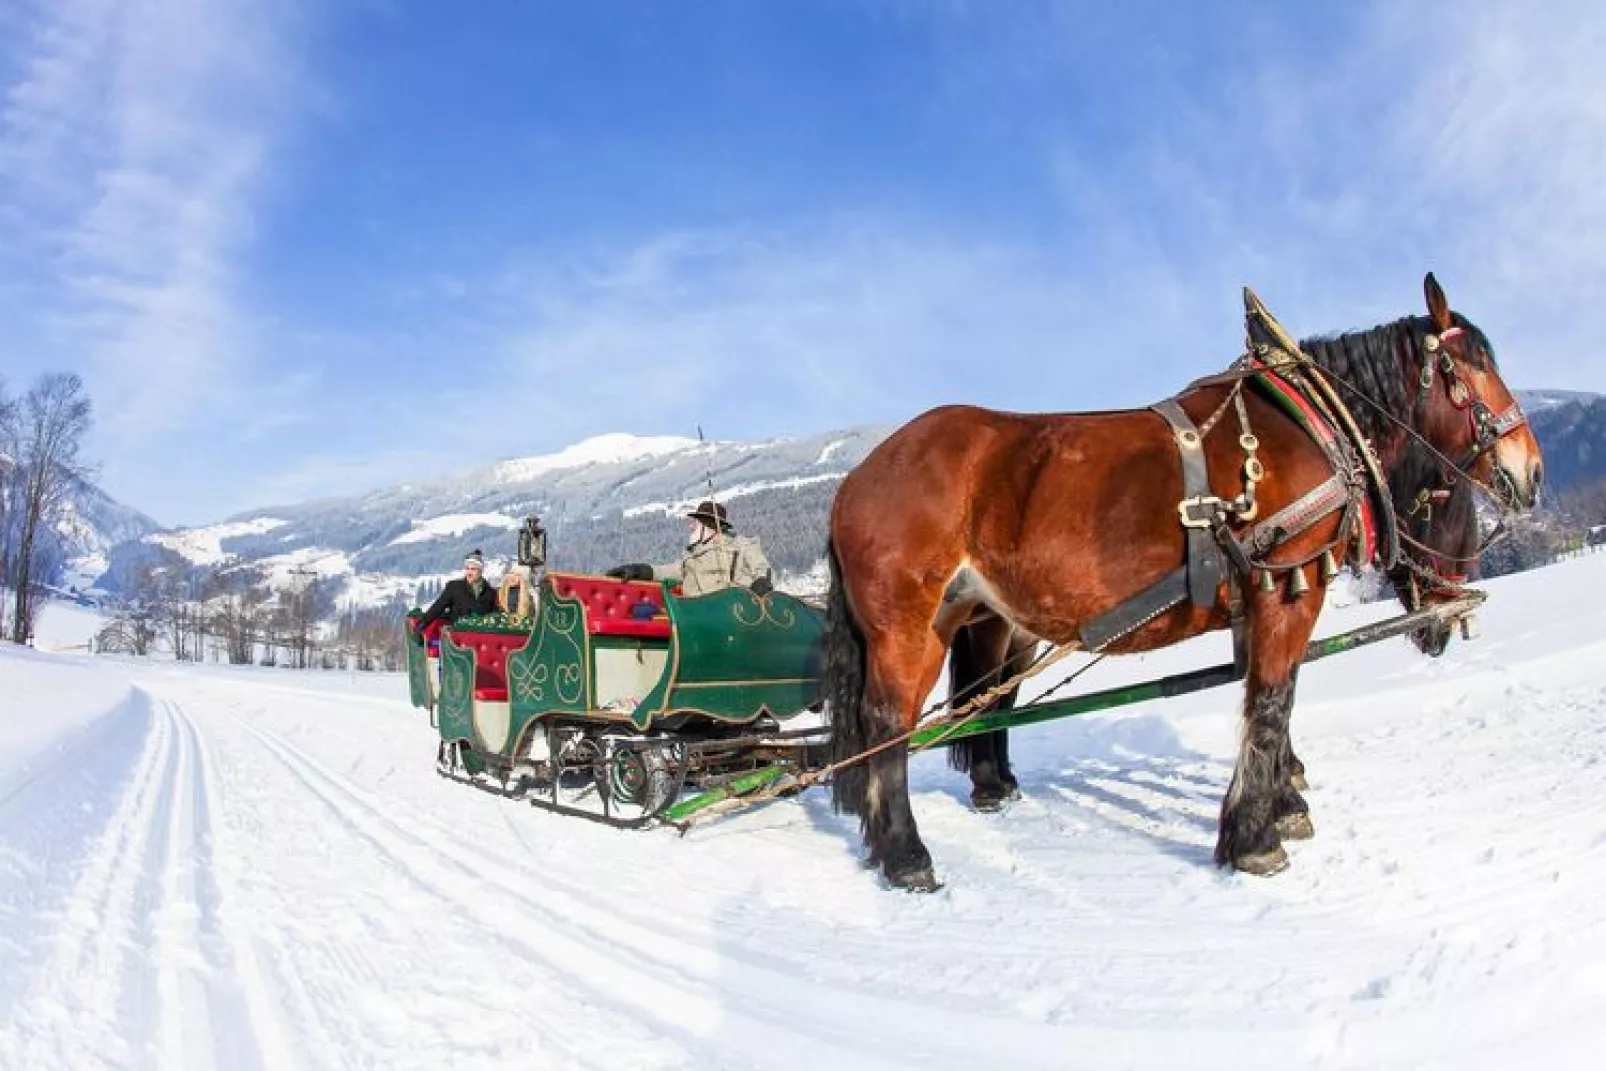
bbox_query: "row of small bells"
[1254,549,1339,599]
[1256,548,1479,640]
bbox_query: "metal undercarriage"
[435,716,830,829]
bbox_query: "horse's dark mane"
[1296,311,1491,609]
[1296,317,1420,450]
[1296,313,1494,455]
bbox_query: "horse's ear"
[1424,272,1453,332]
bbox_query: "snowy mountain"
[56,475,162,558]
[1520,391,1606,495]
[0,462,164,597]
[1515,388,1602,414]
[97,427,892,608]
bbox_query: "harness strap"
[1241,473,1350,558]
[1079,472,1349,653]
[1151,399,1223,611]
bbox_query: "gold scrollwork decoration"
[733,593,797,630]
[442,659,469,706]
[513,660,547,702]
[556,663,584,704]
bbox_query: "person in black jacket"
[415,550,500,635]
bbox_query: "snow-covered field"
[3,556,1605,1070]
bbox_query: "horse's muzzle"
[1495,460,1541,513]
[1410,620,1453,658]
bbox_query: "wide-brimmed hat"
[686,500,732,532]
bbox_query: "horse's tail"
[823,539,870,816]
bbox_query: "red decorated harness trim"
[1248,358,1378,565]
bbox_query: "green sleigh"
[406,571,826,822]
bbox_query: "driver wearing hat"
[608,500,774,597]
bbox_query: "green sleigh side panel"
[435,631,476,743]
[437,616,540,754]
[404,612,432,712]
[506,589,592,745]
[630,587,825,730]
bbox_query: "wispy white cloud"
[485,220,1114,445]
[239,447,451,517]
[0,0,306,443]
[1378,2,1606,332]
[1031,0,1606,386]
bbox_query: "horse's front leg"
[1276,690,1314,840]
[1216,589,1321,874]
[1286,745,1309,793]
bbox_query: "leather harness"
[1079,295,1388,656]
[1079,291,1529,657]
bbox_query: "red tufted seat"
[407,614,447,656]
[549,572,672,640]
[445,629,528,700]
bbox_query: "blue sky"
[2,1,1603,526]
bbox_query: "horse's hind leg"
[1216,594,1322,874]
[948,620,1030,811]
[861,630,950,891]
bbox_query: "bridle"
[1416,325,1530,493]
[1291,320,1531,602]
[1393,323,1530,599]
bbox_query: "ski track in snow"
[5,555,1606,1068]
[0,690,290,1069]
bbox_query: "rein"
[1313,334,1528,519]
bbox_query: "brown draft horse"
[823,274,1543,891]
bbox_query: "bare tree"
[6,374,92,644]
[95,568,161,656]
[205,565,270,665]
[335,596,410,671]
[282,567,321,669]
[155,572,200,661]
[0,376,17,639]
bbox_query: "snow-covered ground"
[2,556,1605,1070]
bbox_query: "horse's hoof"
[1290,771,1309,792]
[1233,845,1290,877]
[970,787,1021,813]
[1276,812,1315,840]
[886,864,943,893]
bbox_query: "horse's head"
[1413,273,1543,514]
